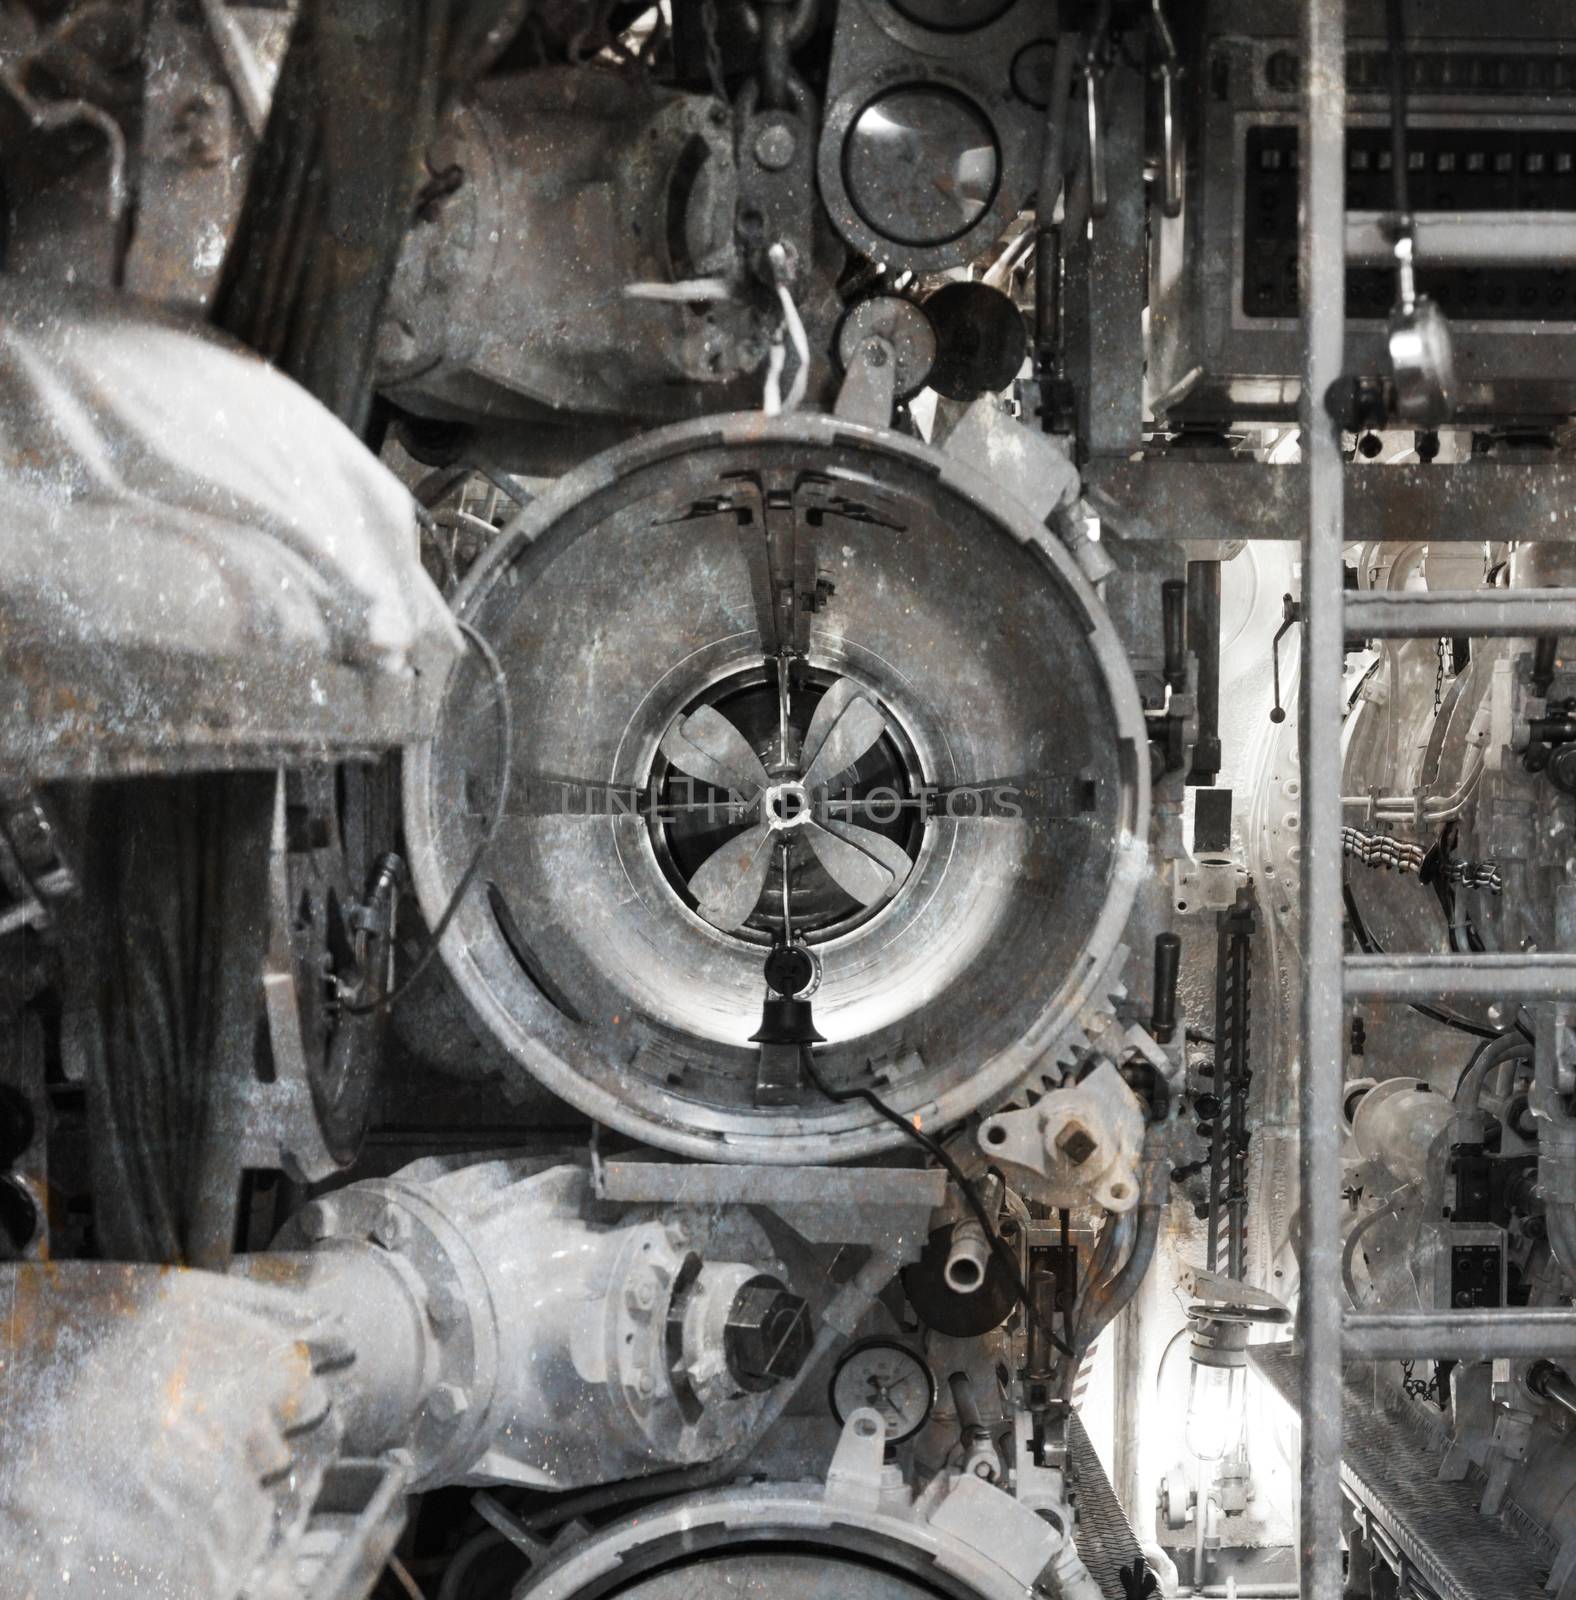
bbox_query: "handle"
[1151,932,1181,1044]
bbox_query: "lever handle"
[1151,932,1181,1043]
[1270,593,1301,725]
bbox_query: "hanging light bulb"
[1184,1315,1250,1463]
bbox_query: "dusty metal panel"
[1082,459,1576,544]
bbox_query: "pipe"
[1200,1588,1302,1598]
[1456,1032,1533,1111]
[1065,1142,1169,1395]
[943,1225,989,1293]
[944,1175,999,1295]
[1033,32,1081,388]
[1529,1361,1576,1425]
[1192,1459,1209,1592]
[1345,1309,1576,1360]
[948,1371,1001,1482]
[1533,1006,1576,1291]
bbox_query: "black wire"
[344,622,512,1016]
[1342,880,1500,1040]
[1452,1030,1533,1101]
[797,1045,1073,1360]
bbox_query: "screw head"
[753,123,797,171]
[426,1283,463,1330]
[297,1199,338,1242]
[428,1383,470,1423]
[371,1204,409,1250]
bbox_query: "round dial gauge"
[829,1337,936,1443]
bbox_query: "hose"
[1454,1031,1533,1111]
[1340,1189,1415,1309]
[1062,1142,1169,1397]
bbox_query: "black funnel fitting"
[749,996,825,1046]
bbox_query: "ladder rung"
[1344,588,1576,638]
[1345,1309,1576,1360]
[1345,952,1576,1001]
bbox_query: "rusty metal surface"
[0,1261,360,1599]
[1085,458,1576,544]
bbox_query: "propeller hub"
[762,780,811,831]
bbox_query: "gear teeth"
[1000,968,1129,1110]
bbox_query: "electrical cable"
[1342,881,1500,1040]
[344,621,512,1016]
[1453,1029,1533,1108]
[797,1044,1073,1359]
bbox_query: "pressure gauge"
[829,1337,936,1443]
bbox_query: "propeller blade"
[801,693,888,792]
[661,705,770,795]
[804,820,900,907]
[799,677,861,773]
[814,815,915,892]
[688,820,775,930]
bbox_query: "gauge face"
[829,1338,936,1443]
[843,86,1001,248]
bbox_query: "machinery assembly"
[5,3,1576,1598]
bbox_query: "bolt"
[428,1383,470,1423]
[753,123,796,171]
[635,1370,656,1397]
[862,338,889,369]
[371,1204,409,1250]
[724,1278,813,1391]
[426,1283,463,1331]
[1056,1122,1099,1167]
[297,1199,338,1242]
[625,1270,658,1314]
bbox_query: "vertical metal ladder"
[1298,5,1576,1595]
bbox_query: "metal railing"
[1297,8,1576,1590]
